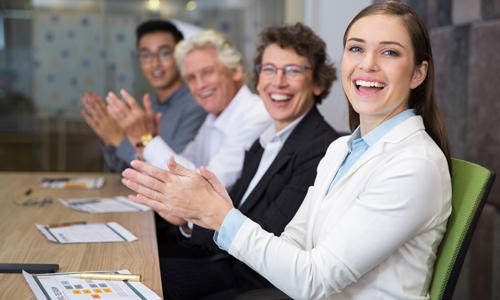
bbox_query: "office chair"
[429,158,496,300]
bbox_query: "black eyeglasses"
[138,50,173,64]
[255,64,312,79]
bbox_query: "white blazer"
[228,116,452,300]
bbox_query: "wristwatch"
[137,133,154,148]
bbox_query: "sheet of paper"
[35,222,137,243]
[58,196,151,213]
[41,177,105,189]
[23,270,161,300]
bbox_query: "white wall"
[302,0,372,133]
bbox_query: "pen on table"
[46,221,87,228]
[68,199,101,205]
[68,273,141,282]
[40,178,70,183]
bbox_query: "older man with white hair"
[107,29,272,193]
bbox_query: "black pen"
[40,178,70,183]
[68,200,101,205]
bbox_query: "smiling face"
[342,14,428,134]
[256,44,322,131]
[138,31,182,100]
[183,47,242,117]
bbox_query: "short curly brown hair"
[253,22,337,104]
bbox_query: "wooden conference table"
[0,172,163,299]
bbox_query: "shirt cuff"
[214,208,247,252]
[143,136,174,170]
[178,225,192,238]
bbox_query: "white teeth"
[355,80,385,88]
[270,94,292,101]
[200,90,215,98]
[152,71,164,76]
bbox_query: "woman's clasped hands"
[121,157,234,232]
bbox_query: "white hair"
[174,29,246,83]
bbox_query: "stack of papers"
[58,196,151,213]
[41,177,105,189]
[36,222,137,243]
[23,270,161,300]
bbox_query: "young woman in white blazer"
[121,2,452,299]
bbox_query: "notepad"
[58,196,151,213]
[35,222,137,243]
[23,270,161,300]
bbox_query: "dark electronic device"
[0,263,59,274]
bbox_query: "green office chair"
[429,158,496,300]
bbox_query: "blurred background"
[1,1,499,299]
[0,0,291,172]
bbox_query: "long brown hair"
[343,1,451,169]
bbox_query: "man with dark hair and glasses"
[80,20,206,173]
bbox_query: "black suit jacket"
[181,106,340,288]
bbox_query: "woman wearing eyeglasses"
[122,2,452,299]
[136,23,339,299]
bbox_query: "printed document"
[35,222,137,243]
[23,270,161,300]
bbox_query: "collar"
[207,85,253,134]
[259,108,310,149]
[348,109,416,150]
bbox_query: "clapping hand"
[80,92,125,147]
[106,89,162,146]
[122,158,234,231]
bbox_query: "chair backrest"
[429,158,496,300]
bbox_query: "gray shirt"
[101,84,206,172]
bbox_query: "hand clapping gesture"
[80,92,125,147]
[121,158,234,232]
[106,89,162,148]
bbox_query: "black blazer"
[186,106,340,256]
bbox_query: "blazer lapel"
[325,115,426,197]
[232,144,264,208]
[313,142,349,200]
[239,107,322,213]
[326,141,384,197]
[239,151,293,213]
